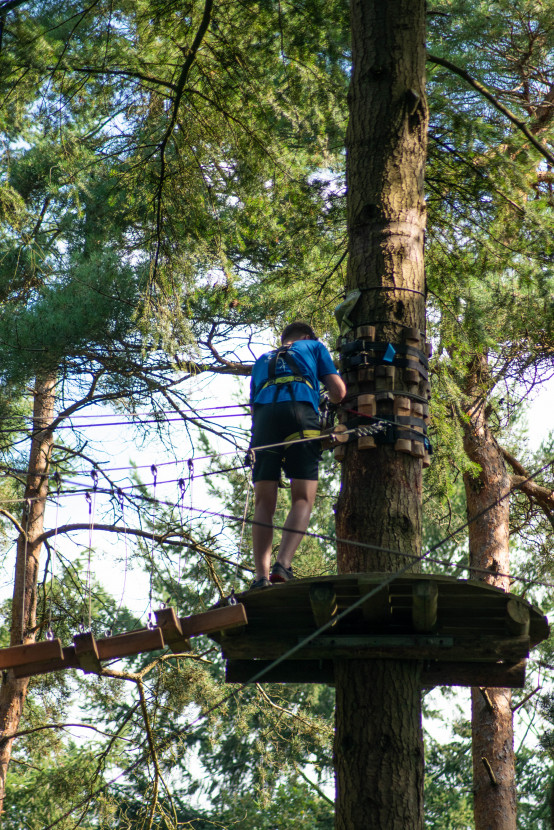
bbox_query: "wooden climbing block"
[423,452,431,469]
[405,327,420,348]
[404,368,420,384]
[95,627,164,660]
[357,394,376,416]
[393,396,411,417]
[334,444,346,461]
[394,438,412,454]
[357,366,374,383]
[425,341,432,358]
[410,441,425,459]
[358,435,376,450]
[332,424,349,443]
[180,604,247,638]
[374,367,394,392]
[74,632,102,674]
[0,638,63,671]
[356,325,375,340]
[155,607,191,653]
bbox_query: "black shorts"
[250,401,322,482]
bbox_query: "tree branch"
[427,53,554,167]
[0,722,133,744]
[202,323,251,374]
[153,0,214,277]
[0,507,25,536]
[34,523,254,572]
[501,446,554,527]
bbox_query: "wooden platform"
[209,574,550,688]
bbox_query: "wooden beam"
[412,580,438,632]
[180,603,247,638]
[221,633,530,662]
[12,646,79,678]
[74,632,102,674]
[0,639,63,670]
[95,628,164,660]
[421,660,526,689]
[154,607,191,653]
[225,658,526,689]
[309,584,338,628]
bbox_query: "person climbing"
[249,321,347,589]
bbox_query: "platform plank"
[0,639,63,670]
[221,634,530,663]
[225,659,527,689]
[96,628,164,660]
[12,646,79,678]
[180,604,247,637]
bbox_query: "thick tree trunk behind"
[0,374,56,812]
[463,361,516,830]
[334,1,428,827]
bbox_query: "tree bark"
[334,1,428,827]
[0,374,56,813]
[463,360,516,830]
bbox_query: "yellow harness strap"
[282,429,321,449]
[260,374,314,390]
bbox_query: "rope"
[84,471,98,631]
[0,416,386,481]
[177,477,187,580]
[148,465,158,628]
[20,499,31,643]
[234,457,254,592]
[113,488,129,634]
[47,474,62,639]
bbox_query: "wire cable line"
[41,452,554,829]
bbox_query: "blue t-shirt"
[250,340,339,413]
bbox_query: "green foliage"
[424,732,473,829]
[0,0,554,827]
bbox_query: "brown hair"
[281,321,317,343]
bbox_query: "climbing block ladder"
[208,574,549,689]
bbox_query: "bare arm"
[323,373,347,404]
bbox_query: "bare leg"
[252,480,279,580]
[276,478,318,569]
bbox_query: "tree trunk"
[463,360,516,830]
[334,1,428,827]
[0,374,56,813]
